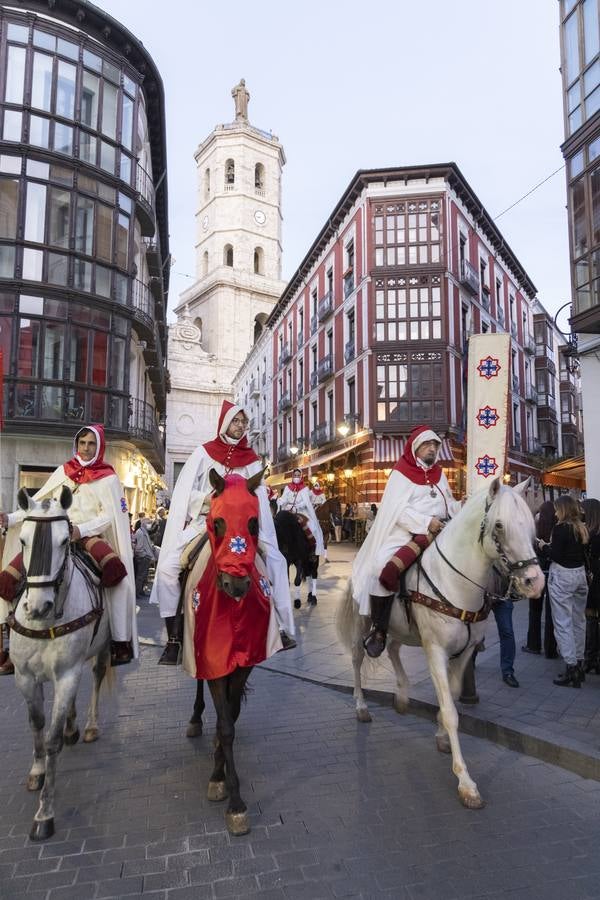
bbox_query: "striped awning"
[374,437,456,465]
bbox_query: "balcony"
[512,375,520,394]
[143,235,162,277]
[510,321,518,339]
[460,260,479,295]
[279,343,292,367]
[524,334,535,355]
[343,273,355,299]
[310,370,318,390]
[538,393,557,411]
[525,383,538,403]
[131,279,155,342]
[278,393,292,413]
[310,314,318,335]
[528,437,543,455]
[344,338,355,363]
[311,422,334,448]
[135,162,156,237]
[318,293,334,321]
[297,382,304,401]
[277,444,292,462]
[129,397,165,471]
[317,354,334,382]
[249,378,260,398]
[561,411,577,426]
[481,286,490,310]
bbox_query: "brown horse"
[315,497,342,547]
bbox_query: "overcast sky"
[98,0,570,327]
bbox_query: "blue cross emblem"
[259,576,272,598]
[192,588,201,611]
[229,536,247,555]
[475,455,499,478]
[477,356,501,379]
[476,406,499,429]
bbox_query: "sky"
[98,0,570,327]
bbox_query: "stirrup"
[158,639,182,666]
[363,628,386,659]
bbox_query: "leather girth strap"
[6,606,102,641]
[409,590,492,624]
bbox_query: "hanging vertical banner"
[465,333,510,496]
[0,349,3,430]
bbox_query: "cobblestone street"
[2,638,600,900]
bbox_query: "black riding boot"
[158,614,183,666]
[553,664,582,688]
[363,594,395,659]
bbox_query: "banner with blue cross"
[465,333,510,496]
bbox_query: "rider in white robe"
[277,469,325,556]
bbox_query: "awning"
[302,435,370,471]
[541,456,586,490]
[374,436,456,465]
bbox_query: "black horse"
[273,510,319,610]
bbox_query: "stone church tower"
[165,82,286,489]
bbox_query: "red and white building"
[244,164,546,502]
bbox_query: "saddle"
[72,543,102,585]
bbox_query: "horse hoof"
[307,593,317,606]
[435,735,451,754]
[459,790,485,810]
[225,810,250,836]
[64,729,80,746]
[294,599,301,609]
[356,707,372,723]
[29,818,54,842]
[393,695,409,714]
[207,781,228,802]
[83,727,99,743]
[186,720,203,738]
[27,773,45,792]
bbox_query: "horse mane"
[438,484,534,550]
[28,520,55,577]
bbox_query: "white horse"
[8,486,112,841]
[336,477,544,809]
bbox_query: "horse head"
[207,469,264,600]
[17,486,72,620]
[478,477,544,599]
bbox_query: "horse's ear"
[513,477,531,497]
[59,485,73,510]
[247,466,267,496]
[17,488,32,511]
[209,468,226,496]
[488,476,502,500]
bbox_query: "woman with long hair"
[583,499,600,673]
[545,495,589,687]
[524,501,558,657]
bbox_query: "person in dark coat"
[523,500,558,658]
[583,499,600,673]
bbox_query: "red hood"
[63,424,116,485]
[393,425,442,486]
[203,401,260,469]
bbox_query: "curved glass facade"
[0,9,167,465]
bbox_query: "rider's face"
[77,433,97,461]
[415,440,439,466]
[226,413,247,439]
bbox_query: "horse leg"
[422,643,483,809]
[83,642,111,743]
[207,668,252,836]
[387,639,409,714]
[187,680,205,738]
[352,623,372,723]
[307,563,318,606]
[63,698,79,745]
[30,669,82,840]
[18,675,46,792]
[293,565,302,609]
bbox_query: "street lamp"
[289,443,299,456]
[553,301,579,375]
[338,422,350,437]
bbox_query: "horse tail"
[335,579,360,652]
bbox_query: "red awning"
[374,436,455,465]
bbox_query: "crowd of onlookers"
[129,508,167,599]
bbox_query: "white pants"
[548,562,588,665]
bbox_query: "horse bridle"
[21,514,72,617]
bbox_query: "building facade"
[263,164,542,504]
[0,1,169,515]
[560,0,600,496]
[165,83,286,489]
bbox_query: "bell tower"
[166,83,286,489]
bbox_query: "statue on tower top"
[231,78,250,122]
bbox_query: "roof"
[541,456,586,489]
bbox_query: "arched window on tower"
[254,312,268,344]
[202,251,209,275]
[225,158,235,186]
[255,162,265,191]
[224,244,234,267]
[204,167,210,199]
[194,317,203,340]
[253,246,264,275]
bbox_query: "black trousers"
[525,578,557,657]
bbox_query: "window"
[5,45,26,104]
[376,360,444,424]
[348,377,356,416]
[255,163,264,190]
[224,244,233,267]
[203,250,209,276]
[225,159,235,186]
[374,199,441,267]
[204,168,210,199]
[373,275,442,342]
[0,179,19,238]
[254,246,264,275]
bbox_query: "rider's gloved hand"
[379,559,401,592]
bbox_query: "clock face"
[201,215,209,231]
[254,209,266,226]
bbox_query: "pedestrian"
[583,499,600,673]
[133,519,156,599]
[544,495,589,688]
[149,507,167,547]
[523,500,558,658]
[490,568,519,688]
